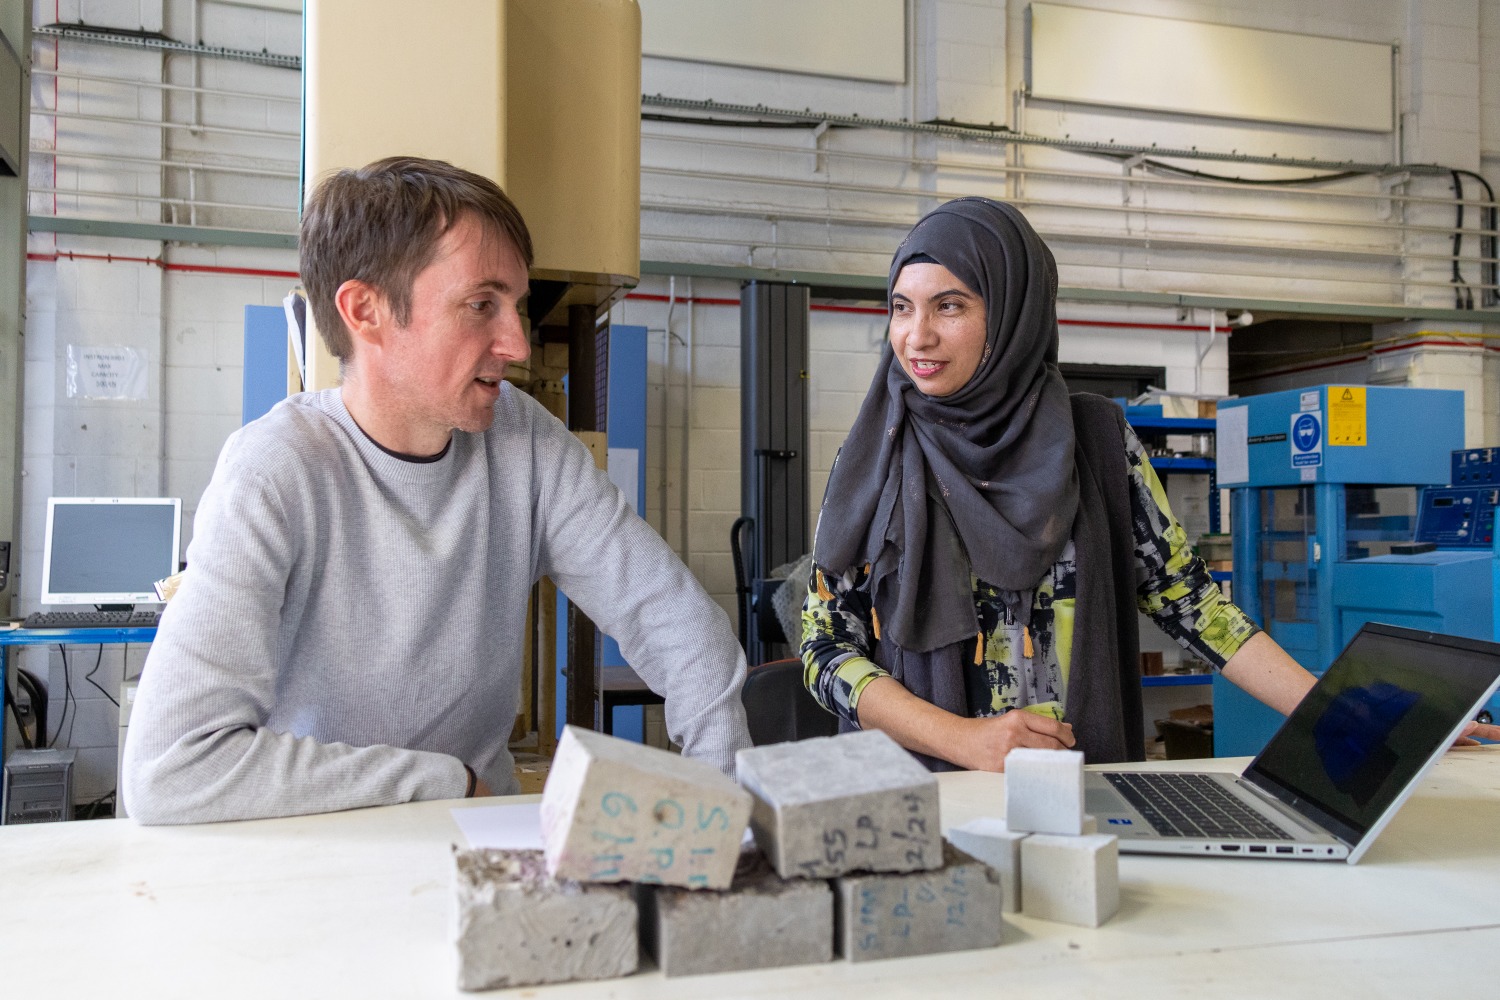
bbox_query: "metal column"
[740,282,810,666]
[565,304,605,731]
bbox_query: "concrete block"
[642,849,834,977]
[834,843,1003,962]
[453,848,638,991]
[540,726,752,890]
[1005,748,1085,834]
[1020,834,1120,929]
[944,818,1026,913]
[736,729,941,879]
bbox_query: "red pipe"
[624,292,1222,330]
[1251,336,1500,381]
[23,264,1228,333]
[27,250,298,279]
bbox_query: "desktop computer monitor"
[39,497,182,606]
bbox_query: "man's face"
[371,214,531,449]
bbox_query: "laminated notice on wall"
[65,344,148,400]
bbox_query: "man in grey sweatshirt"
[122,157,751,824]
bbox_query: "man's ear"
[334,279,391,353]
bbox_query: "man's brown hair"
[299,156,535,361]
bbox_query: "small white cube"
[945,818,1026,913]
[1004,748,1085,835]
[1020,833,1120,928]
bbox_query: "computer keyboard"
[21,610,160,629]
[1104,772,1290,840]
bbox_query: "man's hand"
[1455,720,1500,747]
[473,777,494,797]
[959,711,1075,772]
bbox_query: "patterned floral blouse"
[802,424,1258,727]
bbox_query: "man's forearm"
[123,714,471,824]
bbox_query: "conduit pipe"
[662,277,676,547]
[680,278,694,570]
[25,250,298,279]
[624,292,1236,333]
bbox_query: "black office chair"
[741,658,839,746]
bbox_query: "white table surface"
[2,749,1498,999]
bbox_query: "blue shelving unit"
[1142,674,1213,687]
[1,626,159,783]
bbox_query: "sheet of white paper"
[1216,406,1249,485]
[451,802,544,850]
[608,447,640,513]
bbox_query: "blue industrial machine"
[1215,385,1500,755]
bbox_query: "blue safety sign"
[1291,411,1323,468]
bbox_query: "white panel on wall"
[640,0,906,84]
[1026,2,1393,132]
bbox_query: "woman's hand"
[958,711,1075,772]
[855,676,1074,771]
[1455,720,1500,746]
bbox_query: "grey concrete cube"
[1020,833,1120,928]
[642,849,834,977]
[453,848,638,991]
[736,729,941,879]
[541,725,752,889]
[834,843,1003,962]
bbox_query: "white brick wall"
[17,0,1500,801]
[612,279,1232,639]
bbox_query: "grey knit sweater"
[123,387,750,824]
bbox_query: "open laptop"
[1085,622,1500,864]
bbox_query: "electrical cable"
[83,643,119,706]
[16,669,45,746]
[1450,171,1475,310]
[5,685,35,749]
[643,112,830,130]
[75,787,117,821]
[646,110,1373,186]
[1453,168,1499,308]
[51,644,77,748]
[1091,149,1364,186]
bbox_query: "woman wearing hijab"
[802,197,1319,771]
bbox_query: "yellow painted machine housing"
[301,0,641,390]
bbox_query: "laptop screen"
[1245,623,1500,846]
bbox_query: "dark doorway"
[1058,363,1165,400]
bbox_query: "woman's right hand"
[959,710,1075,772]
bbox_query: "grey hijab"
[813,197,1078,653]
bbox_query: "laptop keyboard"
[22,610,160,629]
[1104,772,1291,840]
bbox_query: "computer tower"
[3,748,76,824]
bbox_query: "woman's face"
[889,262,988,397]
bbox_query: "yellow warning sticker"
[1328,386,1367,446]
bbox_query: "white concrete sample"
[540,726,752,889]
[834,842,1003,962]
[1004,748,1086,834]
[642,849,834,977]
[736,729,941,879]
[453,848,638,991]
[945,817,1026,913]
[1020,833,1120,928]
